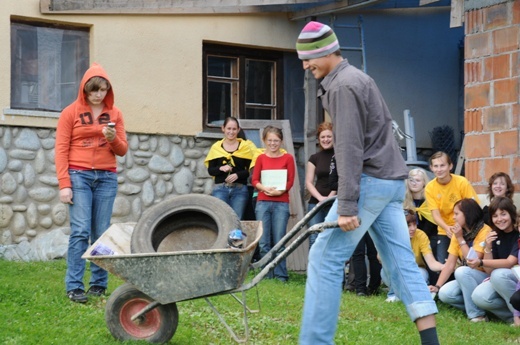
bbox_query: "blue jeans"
[255,201,290,281]
[438,266,488,319]
[472,268,517,322]
[65,169,118,292]
[382,266,429,298]
[307,202,331,249]
[300,175,438,344]
[212,183,249,220]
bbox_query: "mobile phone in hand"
[108,122,115,128]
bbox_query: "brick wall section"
[464,0,520,193]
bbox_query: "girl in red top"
[252,126,295,282]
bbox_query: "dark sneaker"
[87,286,106,297]
[67,289,88,303]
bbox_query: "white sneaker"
[470,316,489,323]
[385,296,400,303]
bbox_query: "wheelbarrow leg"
[229,285,261,314]
[204,290,250,343]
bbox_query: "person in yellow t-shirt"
[425,151,480,265]
[429,198,491,322]
[404,168,440,285]
[382,209,445,302]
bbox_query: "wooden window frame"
[10,18,89,112]
[203,42,284,133]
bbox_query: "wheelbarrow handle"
[307,218,362,233]
[237,217,363,293]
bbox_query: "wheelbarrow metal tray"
[82,221,262,305]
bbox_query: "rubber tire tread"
[130,194,241,253]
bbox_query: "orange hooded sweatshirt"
[55,63,128,190]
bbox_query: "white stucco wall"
[1,2,301,135]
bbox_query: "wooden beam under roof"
[40,0,333,14]
[288,0,386,20]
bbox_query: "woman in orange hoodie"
[55,63,128,303]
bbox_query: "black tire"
[130,194,241,253]
[105,283,179,344]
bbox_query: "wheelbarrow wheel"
[131,194,241,253]
[106,283,178,344]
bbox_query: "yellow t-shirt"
[425,174,480,236]
[447,223,491,272]
[411,229,433,269]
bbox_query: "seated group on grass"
[377,168,520,326]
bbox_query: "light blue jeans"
[255,200,290,281]
[212,183,249,220]
[472,268,517,322]
[438,266,488,319]
[307,202,331,249]
[65,169,118,292]
[300,175,438,344]
[381,266,429,298]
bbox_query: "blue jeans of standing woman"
[65,169,118,292]
[300,175,438,344]
[255,200,290,281]
[211,183,249,220]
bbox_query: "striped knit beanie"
[296,21,340,60]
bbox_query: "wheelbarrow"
[82,196,337,343]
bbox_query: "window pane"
[245,107,273,120]
[207,81,232,125]
[208,56,235,78]
[11,22,89,112]
[203,43,284,130]
[246,60,274,105]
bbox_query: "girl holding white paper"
[252,126,295,282]
[428,198,491,322]
[471,197,519,325]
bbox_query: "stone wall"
[0,125,215,260]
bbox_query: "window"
[203,43,283,131]
[11,20,89,112]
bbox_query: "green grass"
[0,259,519,344]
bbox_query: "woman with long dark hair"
[204,117,254,219]
[429,198,491,322]
[471,196,519,324]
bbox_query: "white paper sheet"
[261,169,287,190]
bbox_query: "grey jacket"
[317,59,408,216]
